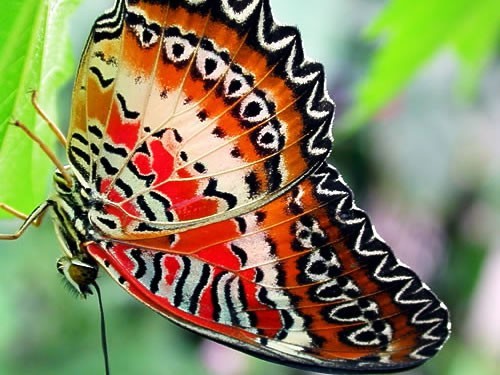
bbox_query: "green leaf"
[340,0,500,137]
[451,0,500,96]
[0,0,81,217]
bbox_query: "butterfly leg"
[10,120,72,187]
[0,201,51,239]
[0,203,31,221]
[29,90,67,147]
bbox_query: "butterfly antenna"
[93,282,111,375]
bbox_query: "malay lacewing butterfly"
[0,0,450,373]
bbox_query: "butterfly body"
[13,0,450,373]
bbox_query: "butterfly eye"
[56,256,98,297]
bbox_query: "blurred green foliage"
[340,0,500,136]
[0,0,80,216]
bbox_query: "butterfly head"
[56,256,98,298]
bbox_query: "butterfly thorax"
[51,168,99,296]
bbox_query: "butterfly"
[0,0,450,373]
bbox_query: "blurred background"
[0,0,498,374]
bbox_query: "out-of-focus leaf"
[340,0,500,136]
[447,340,498,375]
[0,0,81,217]
[452,0,500,96]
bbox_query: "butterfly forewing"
[65,0,450,373]
[68,0,332,239]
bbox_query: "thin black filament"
[93,282,111,375]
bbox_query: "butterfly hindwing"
[87,161,449,372]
